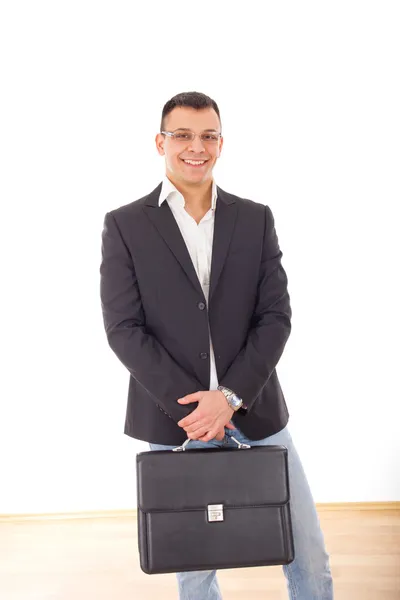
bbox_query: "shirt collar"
[159,176,218,210]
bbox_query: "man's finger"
[177,407,203,428]
[198,429,217,443]
[177,392,203,405]
[187,425,209,440]
[184,420,208,434]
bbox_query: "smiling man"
[100,91,334,599]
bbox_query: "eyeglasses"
[161,129,222,144]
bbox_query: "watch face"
[230,394,242,408]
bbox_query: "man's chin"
[178,169,213,185]
[166,165,213,186]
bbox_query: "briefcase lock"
[208,504,224,522]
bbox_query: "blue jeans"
[149,423,334,600]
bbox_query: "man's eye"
[175,133,191,140]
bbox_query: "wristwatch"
[217,385,245,412]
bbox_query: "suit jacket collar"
[158,176,218,210]
[143,182,237,303]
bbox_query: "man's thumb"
[177,393,201,404]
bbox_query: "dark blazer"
[100,182,292,445]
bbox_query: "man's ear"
[155,133,165,156]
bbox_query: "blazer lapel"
[209,187,237,303]
[143,183,237,303]
[143,184,205,299]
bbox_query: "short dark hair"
[160,91,221,132]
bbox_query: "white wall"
[1,1,399,514]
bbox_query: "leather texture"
[136,445,295,574]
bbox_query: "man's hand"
[213,425,234,442]
[177,390,236,442]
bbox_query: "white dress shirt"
[159,176,219,391]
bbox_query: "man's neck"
[166,174,213,213]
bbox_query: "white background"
[0,1,399,514]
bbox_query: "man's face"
[155,107,223,186]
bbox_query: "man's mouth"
[181,159,208,168]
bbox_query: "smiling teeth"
[184,160,205,165]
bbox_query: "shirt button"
[199,352,208,360]
[198,302,206,310]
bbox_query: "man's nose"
[188,135,206,153]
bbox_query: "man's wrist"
[217,385,247,412]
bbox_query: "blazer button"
[199,352,208,360]
[198,302,206,310]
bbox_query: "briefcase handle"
[172,436,251,452]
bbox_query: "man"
[100,91,334,599]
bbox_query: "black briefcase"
[136,436,295,574]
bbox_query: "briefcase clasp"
[208,504,224,522]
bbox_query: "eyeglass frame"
[160,129,222,144]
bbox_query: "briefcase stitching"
[140,501,290,514]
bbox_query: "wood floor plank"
[1,510,399,599]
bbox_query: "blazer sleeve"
[219,205,292,412]
[100,211,203,423]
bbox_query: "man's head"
[156,91,223,187]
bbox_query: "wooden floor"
[1,509,399,599]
